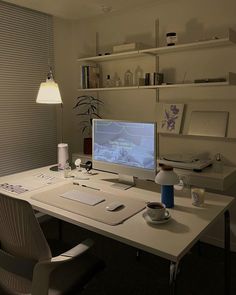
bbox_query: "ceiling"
[3,0,159,20]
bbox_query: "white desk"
[0,165,234,295]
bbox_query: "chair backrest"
[0,193,52,293]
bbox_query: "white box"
[113,42,147,53]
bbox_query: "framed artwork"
[158,104,184,134]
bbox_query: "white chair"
[0,193,104,295]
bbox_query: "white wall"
[54,0,236,249]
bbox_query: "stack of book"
[81,64,100,89]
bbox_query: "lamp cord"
[60,103,63,143]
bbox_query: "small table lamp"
[155,165,179,208]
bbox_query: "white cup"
[146,202,166,221]
[191,187,205,207]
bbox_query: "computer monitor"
[92,119,157,189]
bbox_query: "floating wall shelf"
[77,72,236,92]
[77,29,236,62]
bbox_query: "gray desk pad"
[31,183,146,225]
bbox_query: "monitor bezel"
[92,119,157,181]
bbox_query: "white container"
[58,143,69,170]
[113,42,147,53]
[191,187,205,207]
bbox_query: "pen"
[81,184,100,191]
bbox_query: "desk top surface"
[0,165,234,262]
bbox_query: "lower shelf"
[77,72,236,92]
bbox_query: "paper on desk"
[0,173,63,194]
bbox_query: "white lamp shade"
[36,80,62,104]
[155,169,179,185]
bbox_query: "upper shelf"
[77,29,236,62]
[140,28,236,56]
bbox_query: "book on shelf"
[81,64,100,89]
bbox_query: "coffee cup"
[146,202,166,221]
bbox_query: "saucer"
[143,211,171,225]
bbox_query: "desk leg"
[136,249,141,261]
[170,261,179,295]
[58,219,63,241]
[224,210,231,295]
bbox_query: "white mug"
[191,187,205,206]
[146,202,166,221]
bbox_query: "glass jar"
[124,69,133,86]
[166,32,177,46]
[105,75,114,87]
[64,162,71,178]
[134,66,143,86]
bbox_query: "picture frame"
[157,103,184,134]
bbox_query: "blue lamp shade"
[155,165,179,208]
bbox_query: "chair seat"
[49,253,105,295]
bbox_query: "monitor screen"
[92,119,156,188]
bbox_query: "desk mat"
[31,183,146,225]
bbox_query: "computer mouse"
[105,201,124,211]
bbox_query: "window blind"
[0,1,58,176]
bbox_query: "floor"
[42,219,236,295]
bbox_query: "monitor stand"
[111,174,134,190]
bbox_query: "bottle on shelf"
[124,69,134,86]
[113,72,122,87]
[105,75,114,87]
[134,66,143,86]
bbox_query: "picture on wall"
[158,103,184,134]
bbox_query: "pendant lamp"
[35,17,65,171]
[36,67,62,104]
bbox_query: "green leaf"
[82,126,89,134]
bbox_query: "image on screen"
[93,120,155,170]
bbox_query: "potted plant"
[73,95,103,154]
